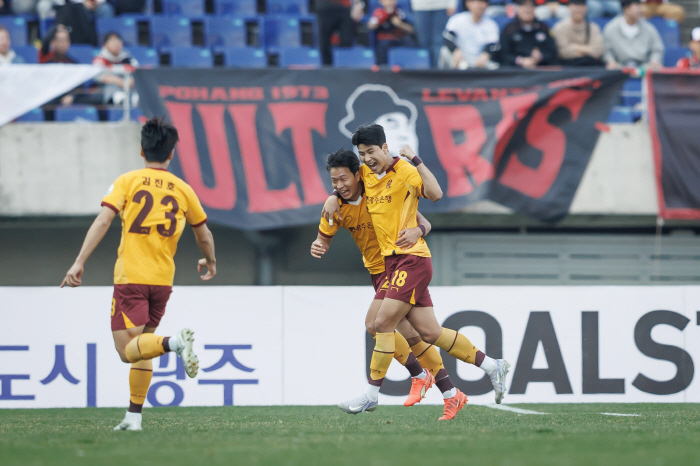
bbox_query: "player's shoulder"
[392,157,414,173]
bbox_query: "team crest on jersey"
[386,180,392,189]
[536,32,546,42]
[104,184,114,196]
[344,215,353,223]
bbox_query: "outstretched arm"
[395,211,432,250]
[61,206,117,288]
[193,223,216,281]
[310,233,333,258]
[398,145,443,201]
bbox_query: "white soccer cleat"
[114,412,142,431]
[490,359,511,404]
[175,328,199,378]
[338,393,378,415]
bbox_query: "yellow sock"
[410,341,445,375]
[125,334,168,363]
[129,359,153,409]
[369,332,395,382]
[434,328,480,365]
[393,332,411,366]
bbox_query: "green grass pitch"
[2,404,699,466]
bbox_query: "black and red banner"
[648,71,700,220]
[135,69,626,230]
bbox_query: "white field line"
[481,405,641,417]
[600,413,641,417]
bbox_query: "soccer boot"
[114,411,142,431]
[404,370,435,407]
[438,389,468,421]
[490,359,511,404]
[338,393,378,414]
[174,328,199,378]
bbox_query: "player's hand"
[394,227,422,249]
[321,195,342,225]
[399,145,416,161]
[198,258,216,281]
[60,263,84,288]
[310,240,328,258]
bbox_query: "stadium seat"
[648,17,680,48]
[15,108,44,122]
[592,17,611,32]
[607,106,635,123]
[128,46,159,67]
[266,0,309,15]
[621,78,642,107]
[664,46,688,67]
[105,108,145,121]
[205,17,247,47]
[39,18,55,39]
[166,46,213,67]
[264,16,316,48]
[492,15,513,32]
[70,45,99,64]
[215,0,257,15]
[277,46,321,68]
[388,47,431,69]
[162,0,205,17]
[150,17,192,48]
[0,17,28,46]
[54,106,99,122]
[333,47,376,68]
[13,45,38,63]
[96,17,138,46]
[220,47,267,68]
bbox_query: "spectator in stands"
[603,0,663,70]
[369,0,416,65]
[10,0,37,15]
[38,0,113,19]
[92,32,139,106]
[0,25,26,64]
[0,0,10,14]
[641,0,684,24]
[39,25,78,63]
[439,0,499,69]
[317,0,364,66]
[535,0,570,22]
[411,0,458,67]
[676,26,700,68]
[587,0,621,18]
[552,0,605,65]
[114,0,145,15]
[493,0,558,68]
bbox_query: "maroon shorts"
[111,284,172,331]
[383,254,433,307]
[371,272,389,300]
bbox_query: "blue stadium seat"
[220,47,267,68]
[70,45,99,64]
[166,46,213,67]
[105,108,145,121]
[607,106,635,123]
[492,15,514,32]
[664,46,688,67]
[333,47,376,68]
[0,17,28,46]
[15,108,44,122]
[205,17,247,47]
[267,0,309,15]
[13,45,38,63]
[388,47,430,69]
[621,78,641,107]
[648,17,680,48]
[54,106,99,122]
[162,0,205,17]
[592,17,611,32]
[264,15,316,48]
[96,17,138,46]
[150,17,192,48]
[215,0,256,15]
[278,46,321,68]
[127,46,159,67]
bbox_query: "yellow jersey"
[101,167,208,286]
[318,189,385,275]
[360,158,431,258]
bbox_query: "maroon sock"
[162,337,171,352]
[128,401,143,413]
[475,350,485,367]
[404,353,424,378]
[435,368,455,393]
[369,378,384,387]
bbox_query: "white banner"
[0,64,102,127]
[0,286,698,408]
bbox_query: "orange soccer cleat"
[438,389,468,420]
[404,370,435,407]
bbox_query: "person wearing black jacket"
[493,0,558,68]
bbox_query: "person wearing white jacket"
[411,0,457,67]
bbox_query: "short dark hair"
[351,124,386,148]
[620,0,640,8]
[326,149,360,175]
[103,31,123,45]
[141,117,179,163]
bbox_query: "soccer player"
[60,117,217,431]
[324,125,510,417]
[311,149,460,416]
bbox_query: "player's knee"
[418,329,440,344]
[365,322,377,337]
[374,316,394,334]
[116,348,130,363]
[405,335,422,347]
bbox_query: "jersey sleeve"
[318,199,341,238]
[184,186,208,227]
[394,160,426,198]
[101,175,128,213]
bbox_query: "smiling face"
[357,143,393,174]
[330,166,361,201]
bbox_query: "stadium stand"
[15,108,45,122]
[664,46,689,67]
[205,17,248,47]
[0,16,28,46]
[621,78,642,107]
[150,17,193,48]
[69,45,99,64]
[96,17,139,46]
[165,46,213,67]
[105,108,145,121]
[219,46,268,68]
[388,47,431,69]
[162,0,206,17]
[266,0,309,15]
[54,106,99,122]
[277,46,321,68]
[263,15,316,49]
[128,46,160,67]
[215,0,257,15]
[333,47,376,68]
[647,17,680,48]
[13,45,38,63]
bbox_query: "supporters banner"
[648,71,700,220]
[1,286,699,408]
[135,69,627,229]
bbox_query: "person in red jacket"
[368,0,417,65]
[676,26,700,68]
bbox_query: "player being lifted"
[323,125,510,416]
[61,117,217,431]
[311,149,463,419]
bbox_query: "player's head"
[326,149,361,201]
[103,31,124,56]
[352,124,393,174]
[140,117,179,164]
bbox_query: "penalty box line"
[480,405,640,417]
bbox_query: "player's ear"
[140,148,145,159]
[382,143,389,155]
[167,149,175,161]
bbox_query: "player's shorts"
[111,284,172,331]
[383,254,433,308]
[371,272,389,300]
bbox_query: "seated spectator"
[676,26,700,68]
[0,0,10,14]
[317,0,364,66]
[603,0,663,70]
[0,25,26,64]
[92,32,139,106]
[587,0,621,17]
[39,25,78,63]
[493,0,558,68]
[535,0,570,21]
[38,0,113,20]
[369,0,416,65]
[641,0,684,24]
[440,0,499,69]
[552,0,605,65]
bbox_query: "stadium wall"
[0,286,697,408]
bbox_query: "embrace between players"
[61,118,509,430]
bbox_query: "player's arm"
[60,206,117,288]
[193,223,216,281]
[395,211,432,249]
[398,145,443,202]
[311,232,333,258]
